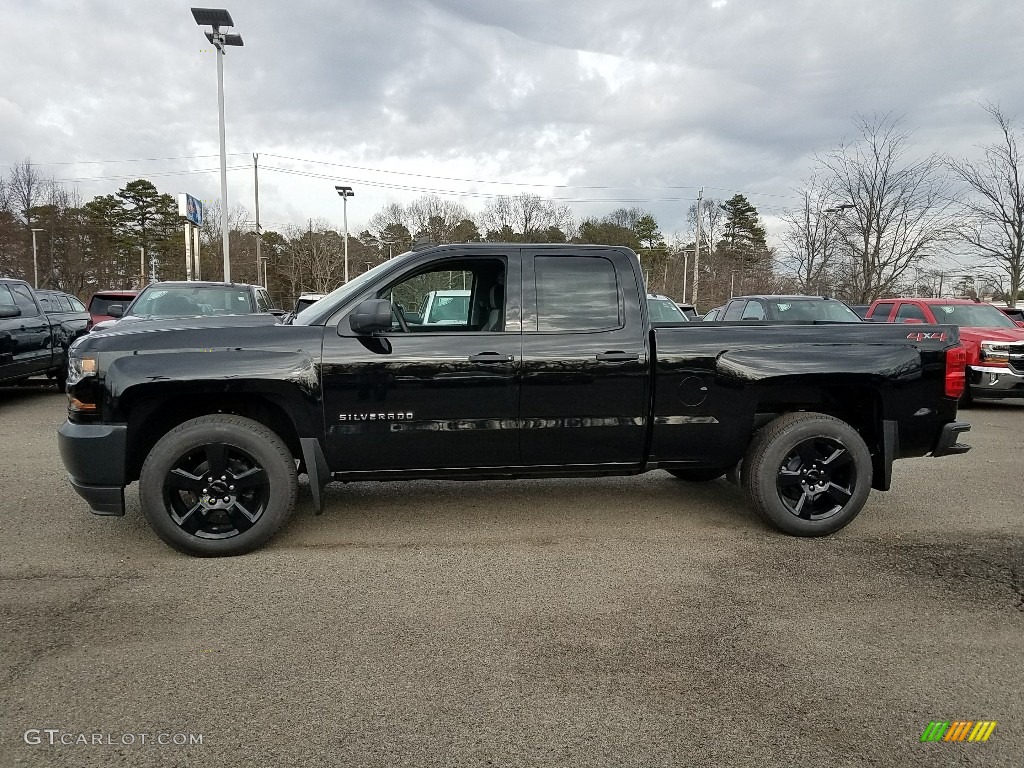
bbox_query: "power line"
[1,153,251,167]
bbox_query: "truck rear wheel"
[139,415,297,556]
[743,412,872,537]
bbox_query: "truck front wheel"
[139,415,297,556]
[743,412,872,537]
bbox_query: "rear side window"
[0,284,16,308]
[69,296,85,312]
[255,290,273,313]
[535,256,620,332]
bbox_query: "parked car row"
[0,279,88,388]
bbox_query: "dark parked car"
[675,302,700,321]
[91,281,281,332]
[718,295,863,323]
[997,306,1024,324]
[1,279,88,388]
[702,306,724,321]
[87,290,139,331]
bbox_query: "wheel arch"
[124,391,309,483]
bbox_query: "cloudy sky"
[3,0,1023,245]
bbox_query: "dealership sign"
[178,193,203,227]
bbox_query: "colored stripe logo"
[920,721,997,742]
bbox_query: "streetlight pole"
[335,185,355,283]
[137,246,146,288]
[30,228,44,288]
[192,8,243,282]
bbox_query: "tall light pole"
[192,7,243,282]
[30,228,44,288]
[335,185,355,283]
[136,246,146,288]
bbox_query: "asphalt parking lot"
[0,382,1021,767]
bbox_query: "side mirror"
[0,304,20,319]
[106,304,124,318]
[347,299,393,334]
[902,317,924,324]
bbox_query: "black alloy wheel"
[742,412,872,537]
[164,442,270,539]
[140,415,297,556]
[774,436,855,521]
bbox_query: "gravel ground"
[0,382,1021,767]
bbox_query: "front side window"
[722,301,746,321]
[9,283,39,317]
[741,301,766,320]
[896,303,928,322]
[535,256,620,332]
[378,258,506,332]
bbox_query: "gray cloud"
[3,0,1023,240]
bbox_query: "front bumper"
[968,365,1024,399]
[57,421,128,516]
[931,421,971,457]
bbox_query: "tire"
[54,366,68,391]
[139,415,297,556]
[959,387,974,408]
[666,467,727,482]
[742,412,872,537]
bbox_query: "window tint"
[869,302,894,320]
[741,301,765,320]
[9,283,39,316]
[535,256,620,332]
[895,303,927,322]
[69,296,85,312]
[722,301,746,321]
[37,295,53,311]
[0,284,16,308]
[255,290,273,312]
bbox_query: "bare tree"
[481,193,572,241]
[779,178,846,294]
[948,103,1024,307]
[818,115,956,303]
[406,195,471,244]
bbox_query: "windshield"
[293,252,416,325]
[769,299,861,322]
[647,297,687,322]
[129,286,255,317]
[931,303,1017,328]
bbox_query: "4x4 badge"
[907,331,948,342]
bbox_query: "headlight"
[66,354,97,386]
[979,341,1010,364]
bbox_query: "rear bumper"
[968,365,1024,398]
[931,421,971,457]
[58,421,128,516]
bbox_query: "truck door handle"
[468,352,514,362]
[596,351,639,361]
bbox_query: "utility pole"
[692,187,703,307]
[937,271,944,298]
[253,152,262,286]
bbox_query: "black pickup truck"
[1,278,88,388]
[58,244,971,556]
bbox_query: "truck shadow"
[279,472,758,551]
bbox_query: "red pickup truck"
[866,298,1024,403]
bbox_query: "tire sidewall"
[747,415,872,537]
[139,416,296,556]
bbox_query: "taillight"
[945,345,966,399]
